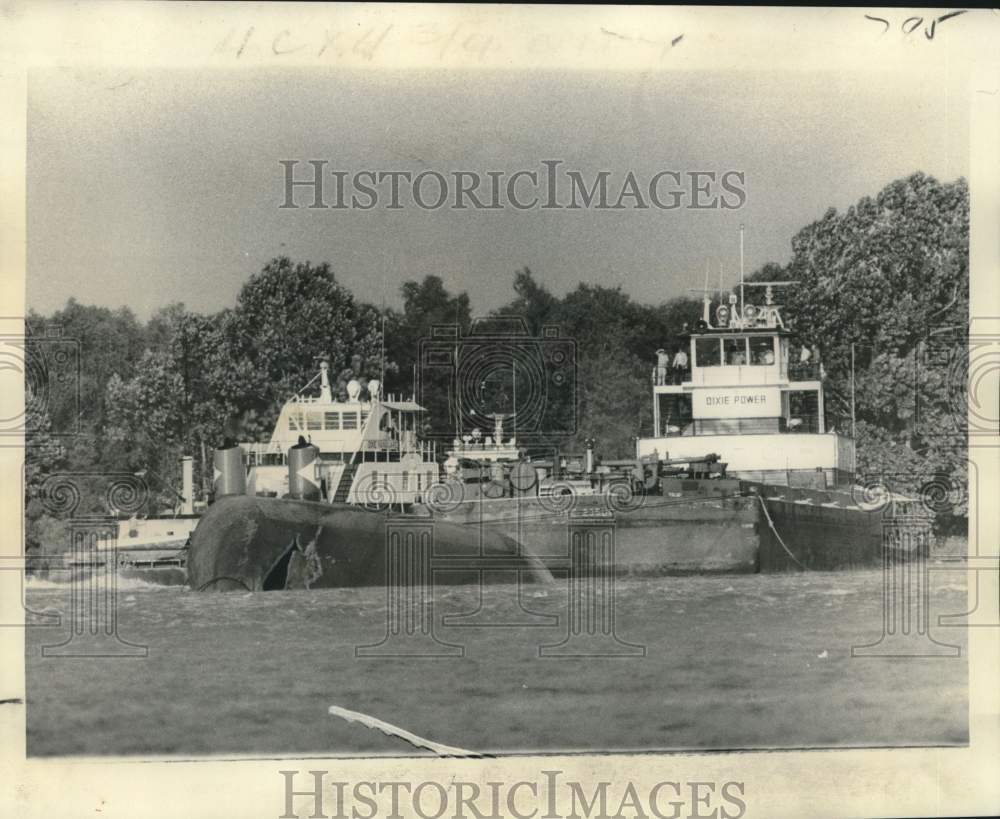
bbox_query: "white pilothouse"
[638,281,855,488]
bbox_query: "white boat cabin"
[638,283,855,488]
[240,363,439,504]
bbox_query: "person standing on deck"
[671,346,689,384]
[655,348,670,386]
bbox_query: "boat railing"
[361,436,437,459]
[788,362,824,382]
[779,414,821,434]
[361,436,400,453]
[239,441,285,465]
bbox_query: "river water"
[25,568,968,757]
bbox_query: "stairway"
[332,460,358,503]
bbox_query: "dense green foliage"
[25,172,969,553]
[748,172,969,513]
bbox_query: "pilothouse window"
[724,337,748,365]
[695,338,722,367]
[342,412,358,430]
[750,336,776,365]
[324,412,340,430]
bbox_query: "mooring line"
[756,494,807,569]
[327,705,485,757]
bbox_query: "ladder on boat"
[332,460,358,503]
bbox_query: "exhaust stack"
[180,455,194,514]
[213,444,246,498]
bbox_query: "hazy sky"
[27,66,968,320]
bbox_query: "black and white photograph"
[2,4,998,819]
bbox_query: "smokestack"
[181,455,194,515]
[213,443,247,498]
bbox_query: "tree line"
[25,171,968,551]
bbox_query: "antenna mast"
[703,259,711,324]
[739,224,745,327]
[378,275,387,401]
[512,349,516,439]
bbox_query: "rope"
[328,705,485,757]
[756,494,806,569]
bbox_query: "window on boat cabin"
[659,393,693,435]
[342,412,358,430]
[307,411,322,431]
[324,411,340,430]
[287,410,303,431]
[360,410,369,427]
[749,336,776,365]
[785,390,820,434]
[402,471,409,490]
[416,472,422,491]
[724,336,748,365]
[695,418,780,435]
[695,337,722,367]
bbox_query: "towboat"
[187,282,931,590]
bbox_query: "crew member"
[671,346,689,384]
[655,348,670,385]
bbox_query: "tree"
[27,300,145,437]
[23,172,970,527]
[490,273,698,457]
[755,173,969,514]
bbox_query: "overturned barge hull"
[187,495,553,592]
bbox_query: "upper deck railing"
[788,362,823,382]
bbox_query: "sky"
[27,66,968,321]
